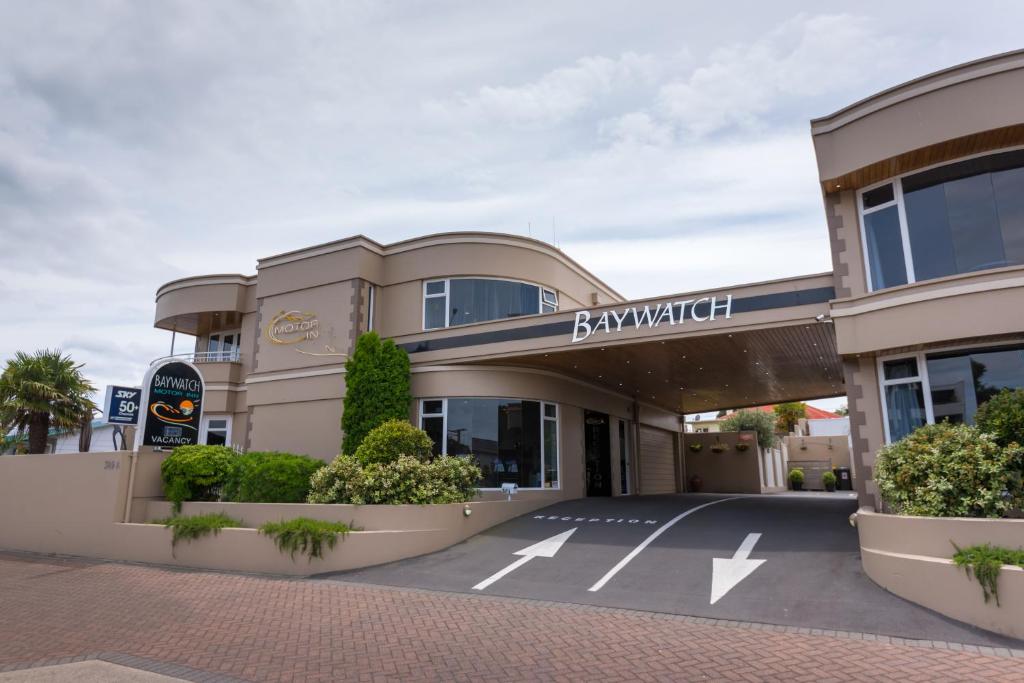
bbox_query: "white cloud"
[656,14,906,137]
[0,1,1019,399]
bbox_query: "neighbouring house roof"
[720,404,842,421]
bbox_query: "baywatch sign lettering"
[571,295,732,343]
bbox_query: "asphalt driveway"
[322,493,1022,648]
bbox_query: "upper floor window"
[206,331,241,362]
[860,149,1024,291]
[423,278,558,330]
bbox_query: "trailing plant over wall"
[952,542,1024,606]
[259,518,353,561]
[353,419,433,466]
[155,512,242,555]
[341,332,411,455]
[160,445,235,513]
[874,423,1024,518]
[221,451,323,503]
[719,410,776,451]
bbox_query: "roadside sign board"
[135,360,205,449]
[102,385,142,425]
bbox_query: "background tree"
[835,404,849,416]
[773,402,807,433]
[719,409,777,451]
[341,332,411,455]
[0,349,96,454]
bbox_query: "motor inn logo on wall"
[571,295,733,343]
[265,310,346,358]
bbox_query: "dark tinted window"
[424,297,446,329]
[862,184,894,209]
[903,154,1024,283]
[927,347,1024,425]
[863,206,908,290]
[446,398,542,488]
[448,279,539,326]
[422,416,444,457]
[883,358,918,380]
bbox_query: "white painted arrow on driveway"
[710,533,765,605]
[473,528,577,591]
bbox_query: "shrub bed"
[308,454,481,504]
[222,451,323,503]
[160,445,235,512]
[875,423,1023,518]
[354,419,433,466]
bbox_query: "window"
[860,149,1024,291]
[419,398,559,489]
[207,331,240,361]
[201,416,231,446]
[880,344,1024,442]
[422,278,558,330]
[879,357,929,442]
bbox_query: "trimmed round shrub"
[307,453,481,505]
[308,455,366,504]
[975,388,1024,447]
[353,419,434,466]
[160,445,235,510]
[788,468,805,486]
[222,451,324,503]
[874,422,1023,518]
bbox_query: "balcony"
[151,350,242,365]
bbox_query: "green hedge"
[341,332,411,455]
[353,419,433,466]
[308,454,481,505]
[875,423,1023,517]
[160,445,235,511]
[222,451,324,503]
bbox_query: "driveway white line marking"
[473,528,577,591]
[710,532,765,605]
[587,498,738,592]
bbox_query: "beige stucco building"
[154,50,1024,509]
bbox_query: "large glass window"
[881,344,1024,441]
[419,398,559,489]
[861,149,1024,291]
[422,278,558,330]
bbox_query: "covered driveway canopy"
[400,272,845,415]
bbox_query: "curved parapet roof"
[811,50,1024,191]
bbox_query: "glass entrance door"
[584,410,611,497]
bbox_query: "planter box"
[857,509,1024,639]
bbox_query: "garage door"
[639,426,677,494]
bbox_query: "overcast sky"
[2,1,1021,414]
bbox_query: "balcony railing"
[150,350,242,366]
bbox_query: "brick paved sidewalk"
[0,552,1021,682]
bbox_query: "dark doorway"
[584,410,612,496]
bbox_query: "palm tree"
[0,350,96,454]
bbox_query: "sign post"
[102,385,141,426]
[134,360,205,451]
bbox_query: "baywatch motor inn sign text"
[138,360,205,448]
